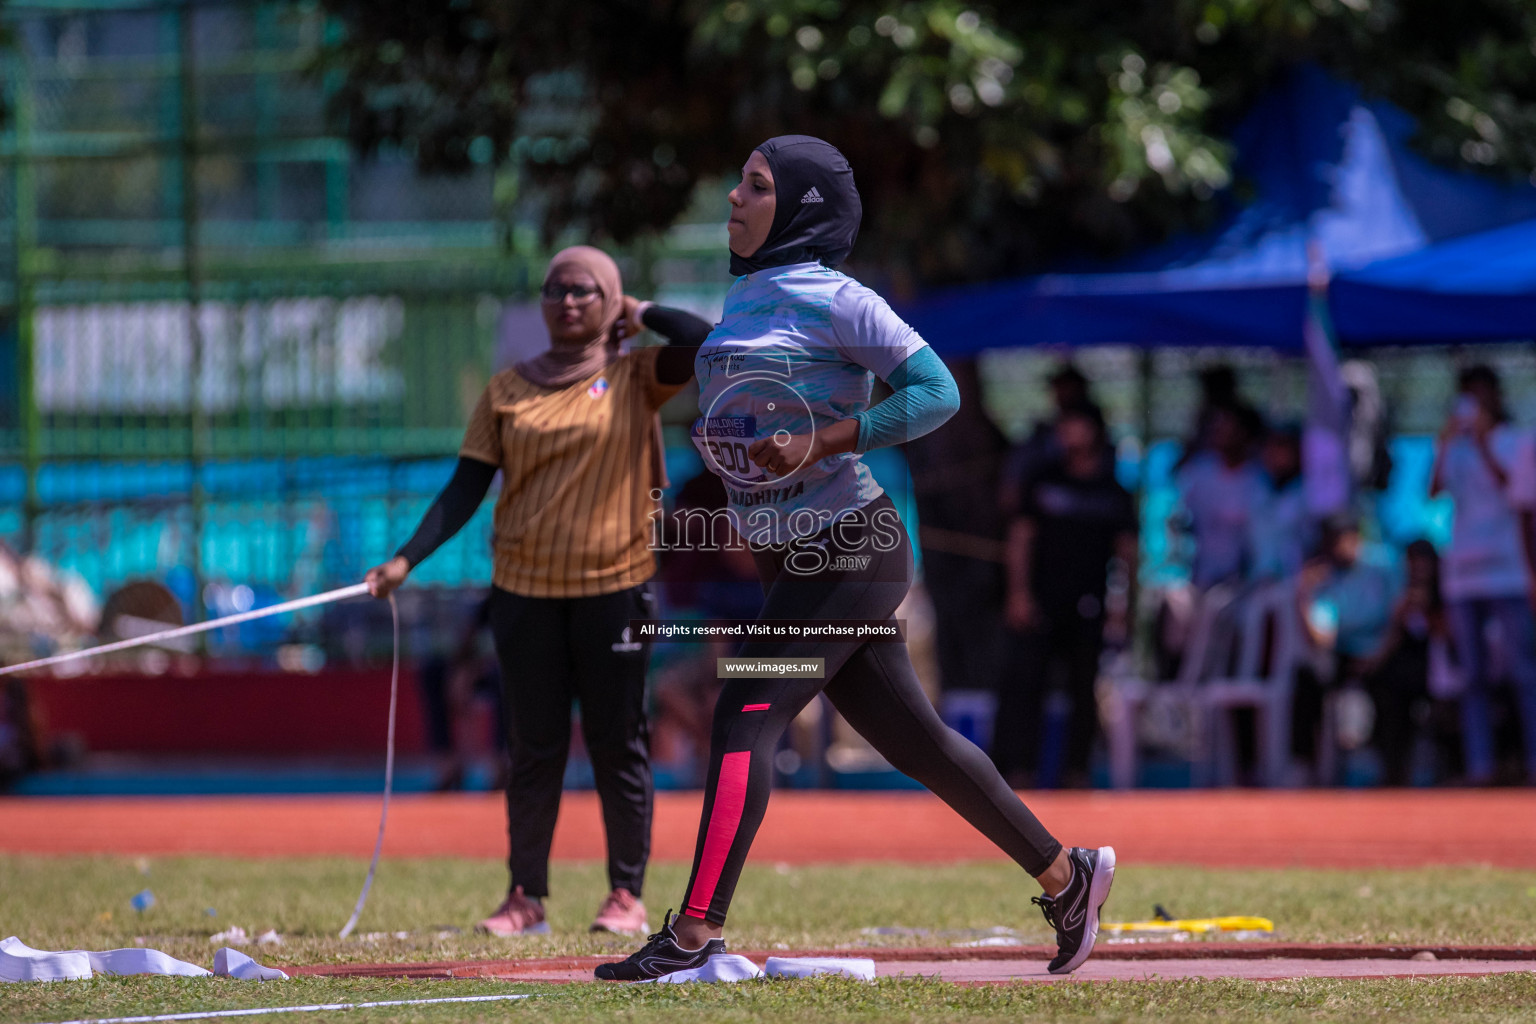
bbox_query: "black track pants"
[679,496,1062,925]
[488,584,655,899]
[992,611,1106,783]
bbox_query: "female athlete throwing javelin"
[367,246,710,938]
[596,136,1114,980]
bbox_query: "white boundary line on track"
[31,993,532,1024]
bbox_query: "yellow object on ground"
[1101,915,1275,935]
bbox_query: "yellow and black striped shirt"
[460,346,684,598]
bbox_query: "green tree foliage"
[318,0,1536,286]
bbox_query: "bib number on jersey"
[691,416,769,483]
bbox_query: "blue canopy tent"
[1332,216,1536,344]
[902,65,1536,354]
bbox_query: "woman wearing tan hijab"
[367,246,710,937]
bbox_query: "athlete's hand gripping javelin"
[749,418,859,477]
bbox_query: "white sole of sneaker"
[1049,845,1116,975]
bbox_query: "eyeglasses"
[540,282,602,304]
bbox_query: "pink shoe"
[476,886,549,936]
[590,888,648,935]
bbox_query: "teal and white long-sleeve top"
[692,261,958,545]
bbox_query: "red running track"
[295,951,1536,985]
[2,790,1534,867]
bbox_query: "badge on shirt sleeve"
[588,377,609,399]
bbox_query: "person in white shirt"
[1430,365,1536,784]
[1248,425,1312,582]
[1175,405,1267,588]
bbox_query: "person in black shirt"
[994,404,1138,788]
[999,362,1094,518]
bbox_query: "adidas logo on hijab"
[729,135,861,278]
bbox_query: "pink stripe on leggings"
[684,750,751,919]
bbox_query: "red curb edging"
[288,943,1536,980]
[945,973,1527,987]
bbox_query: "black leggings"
[679,496,1062,925]
[489,584,655,899]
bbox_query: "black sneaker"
[1032,845,1116,974]
[593,909,727,981]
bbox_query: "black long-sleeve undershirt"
[394,305,710,570]
[648,304,711,384]
[395,457,497,569]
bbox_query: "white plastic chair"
[1099,582,1238,789]
[1194,579,1305,787]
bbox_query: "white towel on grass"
[2,936,286,983]
[765,957,876,981]
[212,947,289,981]
[641,954,764,984]
[1,936,210,982]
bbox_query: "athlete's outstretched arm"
[849,346,960,453]
[394,456,498,568]
[366,455,497,598]
[642,303,713,385]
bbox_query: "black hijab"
[729,135,863,277]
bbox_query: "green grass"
[3,856,1536,1023]
[4,856,1535,964]
[5,975,1536,1024]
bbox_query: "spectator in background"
[1175,405,1267,589]
[1249,424,1312,582]
[1431,365,1536,784]
[995,405,1138,788]
[1177,364,1264,471]
[999,363,1094,518]
[1295,516,1398,774]
[0,542,100,667]
[904,358,1011,695]
[1297,517,1398,674]
[1360,540,1460,786]
[416,594,505,792]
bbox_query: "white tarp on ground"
[641,954,878,984]
[765,956,877,981]
[212,948,289,982]
[0,937,287,983]
[640,954,764,984]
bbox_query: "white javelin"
[0,582,371,678]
